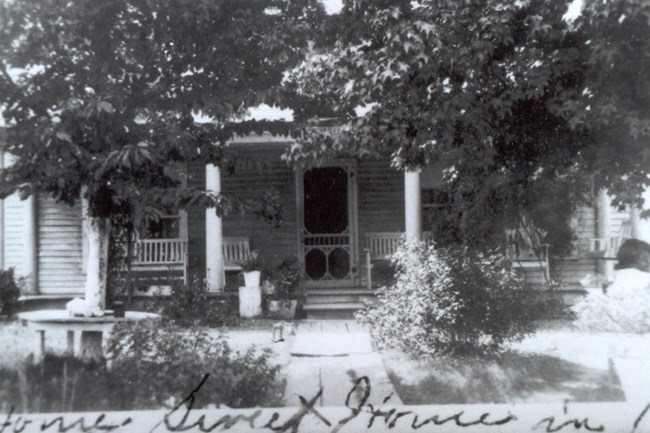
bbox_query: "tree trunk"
[84,216,111,313]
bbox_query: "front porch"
[123,141,565,317]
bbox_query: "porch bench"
[223,236,252,272]
[364,232,432,289]
[505,229,550,281]
[131,238,188,284]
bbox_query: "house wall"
[357,158,405,285]
[3,192,28,277]
[37,196,85,295]
[221,145,298,263]
[186,143,298,283]
[186,147,408,287]
[553,206,598,288]
[1,191,85,295]
[186,160,207,280]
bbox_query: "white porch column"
[205,164,224,292]
[634,187,650,243]
[404,169,422,241]
[0,151,4,270]
[630,206,641,240]
[596,189,613,276]
[23,194,38,294]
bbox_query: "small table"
[18,309,158,361]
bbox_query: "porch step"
[302,302,365,319]
[303,288,378,318]
[305,288,376,304]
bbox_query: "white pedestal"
[238,286,262,318]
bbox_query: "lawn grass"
[384,350,625,404]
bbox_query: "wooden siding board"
[221,147,297,263]
[3,193,26,276]
[187,161,206,280]
[357,159,405,282]
[37,197,84,295]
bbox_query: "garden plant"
[357,239,563,357]
[0,319,282,413]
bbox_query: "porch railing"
[132,239,188,265]
[364,231,432,289]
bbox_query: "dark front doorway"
[300,163,356,287]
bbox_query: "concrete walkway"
[283,320,403,407]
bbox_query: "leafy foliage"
[0,268,21,316]
[288,0,650,247]
[357,239,563,357]
[0,322,283,412]
[106,320,283,409]
[571,289,650,333]
[0,0,324,223]
[160,278,239,328]
[266,256,304,302]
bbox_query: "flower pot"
[243,270,261,287]
[276,299,297,319]
[112,301,125,318]
[238,286,262,318]
[268,299,281,313]
[262,280,275,296]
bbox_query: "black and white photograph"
[0,0,649,431]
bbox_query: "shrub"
[0,268,21,316]
[268,256,304,302]
[571,289,650,333]
[0,321,284,412]
[0,354,112,413]
[357,240,561,357]
[161,277,239,327]
[106,320,283,409]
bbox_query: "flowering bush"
[571,289,650,333]
[357,240,561,357]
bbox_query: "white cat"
[65,298,104,317]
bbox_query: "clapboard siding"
[357,158,405,282]
[37,197,85,294]
[555,206,598,286]
[187,161,207,279]
[221,146,297,262]
[3,192,26,276]
[186,144,298,281]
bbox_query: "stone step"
[306,288,376,296]
[303,302,365,319]
[305,288,377,305]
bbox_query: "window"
[422,188,449,233]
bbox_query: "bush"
[161,278,239,327]
[356,240,561,357]
[106,320,283,409]
[0,354,112,413]
[571,289,650,333]
[267,256,304,302]
[0,268,21,316]
[0,321,283,412]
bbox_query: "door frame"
[295,160,359,288]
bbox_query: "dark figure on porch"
[608,239,650,295]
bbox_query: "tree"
[0,0,324,312]
[287,0,650,251]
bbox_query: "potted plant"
[267,257,304,318]
[240,250,262,287]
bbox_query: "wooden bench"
[131,238,188,284]
[364,232,432,289]
[505,228,550,280]
[588,220,631,260]
[223,236,253,272]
